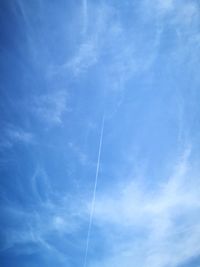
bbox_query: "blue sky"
[1,0,200,266]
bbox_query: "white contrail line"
[83,114,105,267]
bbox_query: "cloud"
[32,91,68,125]
[173,1,199,28]
[68,141,89,166]
[56,3,125,77]
[0,125,35,150]
[51,0,162,98]
[152,0,175,13]
[64,3,111,76]
[67,40,98,76]
[144,0,199,26]
[31,166,52,203]
[2,1,200,266]
[0,166,88,257]
[88,147,200,267]
[6,127,34,144]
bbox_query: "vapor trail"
[83,114,105,267]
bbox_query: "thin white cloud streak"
[90,147,200,267]
[83,114,105,267]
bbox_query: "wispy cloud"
[2,1,200,266]
[6,127,34,144]
[144,0,199,26]
[89,147,200,267]
[0,125,35,150]
[68,141,89,166]
[0,166,87,260]
[67,39,98,76]
[65,3,111,76]
[51,0,162,96]
[145,0,175,14]
[32,91,68,125]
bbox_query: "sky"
[1,0,200,266]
